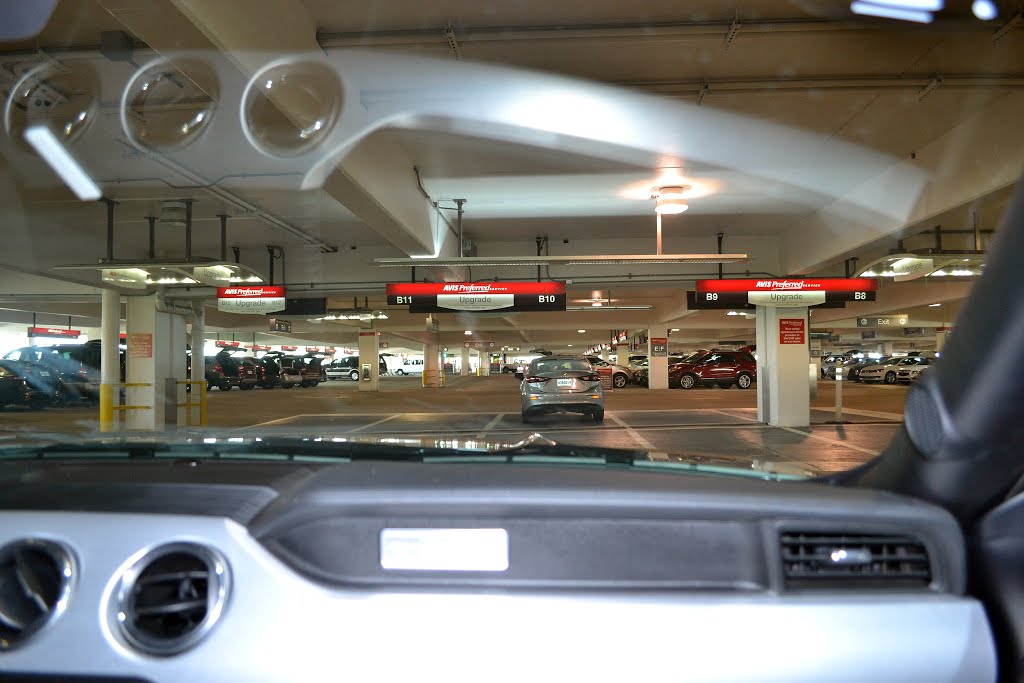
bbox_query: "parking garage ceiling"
[0,0,1020,350]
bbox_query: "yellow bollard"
[99,383,115,432]
[199,382,208,427]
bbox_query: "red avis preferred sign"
[217,286,286,314]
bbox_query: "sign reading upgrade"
[690,278,877,309]
[217,286,286,314]
[387,282,565,313]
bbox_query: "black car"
[1,348,93,406]
[0,361,49,410]
[242,357,283,389]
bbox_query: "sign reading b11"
[217,286,286,314]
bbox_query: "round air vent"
[0,539,74,651]
[112,543,229,656]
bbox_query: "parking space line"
[825,407,904,422]
[776,426,882,456]
[475,413,505,439]
[248,414,313,428]
[347,414,400,434]
[712,409,759,422]
[607,412,661,456]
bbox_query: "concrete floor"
[0,375,907,474]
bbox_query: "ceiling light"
[567,305,653,311]
[55,260,265,287]
[567,344,573,347]
[591,302,603,307]
[374,254,747,267]
[850,1,935,23]
[102,268,149,289]
[726,311,740,316]
[464,330,473,335]
[578,329,586,333]
[671,328,681,332]
[23,125,102,200]
[972,0,997,20]
[929,303,942,307]
[655,198,689,214]
[950,269,974,276]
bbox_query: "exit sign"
[857,314,909,328]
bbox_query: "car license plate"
[556,378,573,387]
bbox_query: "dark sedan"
[0,361,50,410]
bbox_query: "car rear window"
[534,359,592,374]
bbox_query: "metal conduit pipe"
[190,302,205,387]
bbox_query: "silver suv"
[521,356,605,424]
[859,356,934,384]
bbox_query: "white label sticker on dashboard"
[380,528,509,571]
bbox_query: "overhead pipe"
[716,232,725,279]
[146,216,156,259]
[218,214,229,261]
[455,199,466,257]
[413,166,461,241]
[184,199,194,261]
[103,198,118,261]
[267,245,285,285]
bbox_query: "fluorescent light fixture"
[726,310,740,316]
[850,2,935,23]
[578,329,586,333]
[55,260,265,287]
[23,125,102,200]
[929,303,942,307]
[859,0,942,8]
[591,302,603,307]
[567,305,652,311]
[464,330,473,335]
[862,270,878,277]
[567,344,573,347]
[374,254,748,267]
[950,269,974,276]
[972,0,997,20]
[102,267,149,290]
[655,198,689,214]
[671,328,680,331]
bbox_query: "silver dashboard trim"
[0,511,997,683]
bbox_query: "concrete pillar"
[480,352,491,376]
[188,302,205,427]
[601,347,610,362]
[99,289,121,432]
[461,346,471,376]
[882,341,895,355]
[615,344,629,366]
[647,326,669,390]
[935,329,949,352]
[754,306,810,427]
[358,331,380,391]
[169,314,187,426]
[125,294,182,431]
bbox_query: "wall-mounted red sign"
[779,319,806,345]
[387,281,565,313]
[215,340,241,348]
[305,347,321,353]
[28,327,80,339]
[249,344,273,351]
[696,278,877,293]
[280,345,298,352]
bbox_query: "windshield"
[0,1,1002,480]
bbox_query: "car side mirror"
[515,372,523,380]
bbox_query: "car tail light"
[525,376,549,384]
[580,374,601,382]
[213,364,222,372]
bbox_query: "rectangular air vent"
[781,532,931,589]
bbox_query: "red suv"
[669,351,757,390]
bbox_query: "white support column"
[615,344,629,366]
[601,347,610,363]
[99,289,121,432]
[358,331,380,391]
[882,341,895,355]
[935,329,949,353]
[755,306,811,427]
[647,326,669,390]
[125,294,177,431]
[461,347,471,376]
[169,315,187,427]
[480,352,491,375]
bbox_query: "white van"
[392,358,424,375]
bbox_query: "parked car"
[584,355,633,389]
[520,355,604,424]
[391,358,424,375]
[240,357,281,389]
[897,359,933,383]
[858,356,933,384]
[2,346,93,405]
[0,361,49,410]
[842,356,891,382]
[864,356,937,387]
[205,351,257,391]
[632,356,689,386]
[669,351,757,389]
[325,356,361,381]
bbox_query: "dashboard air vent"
[113,543,229,655]
[781,532,931,589]
[0,539,74,650]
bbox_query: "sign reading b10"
[387,281,565,313]
[217,286,286,314]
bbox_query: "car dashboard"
[0,457,996,683]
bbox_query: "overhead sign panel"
[748,291,826,307]
[686,291,864,310]
[696,278,878,293]
[857,314,909,328]
[27,327,80,339]
[891,257,934,282]
[217,286,286,314]
[269,318,292,333]
[387,282,565,313]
